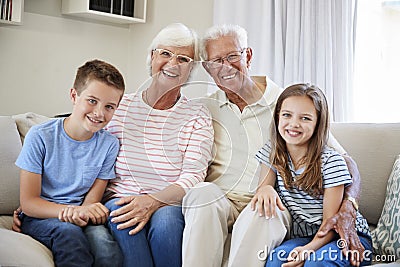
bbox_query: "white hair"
[200,24,248,60]
[146,23,199,76]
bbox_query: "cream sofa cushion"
[0,116,22,215]
[330,123,400,225]
[0,114,53,266]
[0,228,54,266]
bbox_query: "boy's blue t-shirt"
[15,118,119,206]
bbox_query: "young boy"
[15,59,125,267]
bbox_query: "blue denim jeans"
[105,198,184,267]
[265,233,373,267]
[84,224,123,267]
[21,215,93,267]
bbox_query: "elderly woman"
[103,23,214,267]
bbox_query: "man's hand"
[317,200,364,266]
[12,207,22,233]
[110,195,160,235]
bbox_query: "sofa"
[1,113,399,266]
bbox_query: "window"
[353,0,400,122]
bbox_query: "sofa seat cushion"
[0,215,12,229]
[0,228,53,266]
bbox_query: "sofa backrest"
[0,113,50,216]
[330,122,400,226]
[0,116,22,215]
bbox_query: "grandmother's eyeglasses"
[153,48,194,64]
[205,49,247,69]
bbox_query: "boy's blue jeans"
[84,224,123,267]
[105,198,184,267]
[21,215,122,267]
[265,233,373,267]
[21,215,93,267]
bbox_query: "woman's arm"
[110,106,214,235]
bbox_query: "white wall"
[0,0,214,116]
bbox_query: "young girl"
[253,84,372,266]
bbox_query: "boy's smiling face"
[69,80,122,139]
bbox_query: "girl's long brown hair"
[270,84,329,197]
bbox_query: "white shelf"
[61,0,147,24]
[0,0,24,25]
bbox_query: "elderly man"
[182,24,366,267]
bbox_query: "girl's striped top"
[256,142,371,238]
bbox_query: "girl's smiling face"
[278,95,318,151]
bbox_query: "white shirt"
[203,76,282,203]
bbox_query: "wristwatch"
[345,196,359,211]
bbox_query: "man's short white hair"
[200,24,248,60]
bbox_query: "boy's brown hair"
[73,59,125,97]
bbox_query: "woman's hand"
[110,195,161,235]
[250,184,285,219]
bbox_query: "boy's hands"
[250,185,286,219]
[12,207,22,233]
[58,203,109,226]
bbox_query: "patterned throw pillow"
[371,155,400,260]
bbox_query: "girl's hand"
[110,195,160,235]
[282,246,309,267]
[250,185,285,219]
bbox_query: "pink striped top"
[105,92,214,198]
